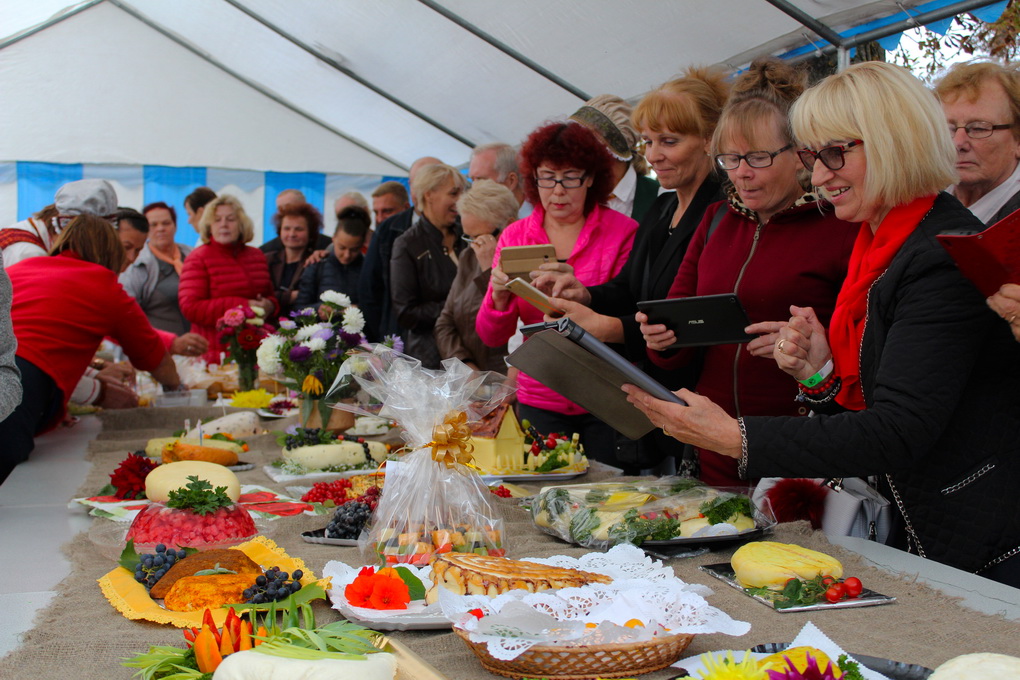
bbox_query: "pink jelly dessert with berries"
[126,502,257,553]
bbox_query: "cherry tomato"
[821,576,836,586]
[824,583,847,603]
[843,576,863,598]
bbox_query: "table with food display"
[2,356,1019,680]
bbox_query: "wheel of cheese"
[144,461,241,502]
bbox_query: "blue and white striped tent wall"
[0,161,409,248]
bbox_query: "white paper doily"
[438,544,750,661]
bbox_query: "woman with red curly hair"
[476,121,639,463]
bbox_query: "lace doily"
[438,545,750,660]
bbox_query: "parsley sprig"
[700,494,753,525]
[746,573,833,609]
[165,476,234,515]
[838,654,866,680]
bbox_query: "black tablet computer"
[637,294,756,349]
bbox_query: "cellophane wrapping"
[330,348,516,565]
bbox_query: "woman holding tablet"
[476,121,638,463]
[638,58,857,486]
[625,62,1020,586]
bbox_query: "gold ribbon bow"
[429,411,475,468]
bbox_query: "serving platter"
[479,469,587,483]
[322,561,451,631]
[699,562,897,612]
[643,526,767,546]
[256,407,299,419]
[751,643,932,679]
[302,528,358,546]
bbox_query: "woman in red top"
[178,195,277,363]
[1,215,180,482]
[639,58,857,486]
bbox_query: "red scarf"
[829,195,936,410]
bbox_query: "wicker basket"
[454,627,694,680]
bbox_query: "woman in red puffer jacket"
[178,194,277,363]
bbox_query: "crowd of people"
[0,57,1017,586]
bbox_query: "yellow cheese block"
[145,437,243,459]
[731,541,843,589]
[144,461,241,503]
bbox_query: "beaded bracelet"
[796,376,842,404]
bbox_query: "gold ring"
[1011,314,1018,324]
[777,339,786,353]
[662,426,671,438]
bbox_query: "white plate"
[257,408,299,418]
[262,464,382,484]
[322,561,451,630]
[480,470,587,483]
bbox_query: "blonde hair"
[197,194,255,244]
[632,66,731,141]
[792,61,957,209]
[49,214,125,273]
[712,57,806,157]
[411,163,467,208]
[456,180,519,230]
[935,60,1020,142]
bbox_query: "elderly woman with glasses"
[635,58,858,486]
[476,121,639,464]
[625,61,1020,587]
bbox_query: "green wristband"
[799,359,834,388]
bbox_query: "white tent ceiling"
[0,0,1002,176]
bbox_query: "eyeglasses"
[535,174,586,189]
[714,144,793,171]
[462,227,501,245]
[947,122,1012,139]
[797,140,864,171]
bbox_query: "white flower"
[256,335,284,376]
[295,323,326,341]
[301,337,327,353]
[342,306,365,335]
[321,290,351,308]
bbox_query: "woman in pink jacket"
[477,121,638,463]
[178,195,277,363]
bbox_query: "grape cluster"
[282,427,333,451]
[302,478,353,504]
[325,502,372,539]
[243,567,303,604]
[134,543,187,590]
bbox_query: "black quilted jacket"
[742,193,1020,575]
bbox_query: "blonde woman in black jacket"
[624,62,1020,587]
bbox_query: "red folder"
[937,207,1020,298]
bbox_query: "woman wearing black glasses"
[637,58,857,486]
[625,61,1020,586]
[477,121,639,463]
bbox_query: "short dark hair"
[49,214,125,273]
[335,205,371,240]
[115,207,149,233]
[274,202,323,244]
[142,201,177,226]
[371,181,409,204]
[184,187,216,212]
[519,122,615,214]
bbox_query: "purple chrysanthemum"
[289,345,312,362]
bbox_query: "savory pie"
[150,548,261,599]
[424,553,611,604]
[163,573,259,611]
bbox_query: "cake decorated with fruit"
[469,404,587,475]
[276,427,389,475]
[126,472,257,553]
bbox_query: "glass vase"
[237,361,257,392]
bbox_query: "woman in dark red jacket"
[639,58,857,486]
[179,195,277,363]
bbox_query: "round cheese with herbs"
[930,653,1020,679]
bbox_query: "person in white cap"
[0,179,118,268]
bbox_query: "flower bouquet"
[216,304,275,391]
[256,291,375,429]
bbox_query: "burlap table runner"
[2,408,1018,680]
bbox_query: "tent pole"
[417,0,590,102]
[836,47,851,72]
